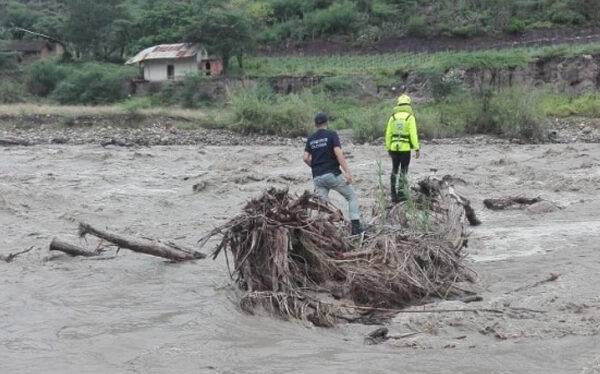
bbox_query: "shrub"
[230,88,325,136]
[121,96,153,115]
[24,59,67,96]
[248,1,275,26]
[151,74,215,108]
[269,0,304,21]
[504,17,527,34]
[52,63,137,105]
[548,3,585,25]
[466,87,546,140]
[406,16,427,37]
[305,2,364,38]
[175,74,213,108]
[0,79,27,104]
[451,24,478,38]
[430,73,464,101]
[314,76,356,97]
[349,105,388,142]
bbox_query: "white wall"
[143,57,199,82]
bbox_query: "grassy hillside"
[2,0,600,63]
[244,43,600,77]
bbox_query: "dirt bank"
[0,114,303,147]
[1,114,600,146]
[1,137,599,373]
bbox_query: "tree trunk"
[236,53,244,69]
[222,52,230,73]
[78,222,204,261]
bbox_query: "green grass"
[245,43,600,78]
[540,91,600,117]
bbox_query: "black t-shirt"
[304,128,342,178]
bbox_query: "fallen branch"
[78,222,205,261]
[483,197,543,210]
[511,273,561,293]
[1,246,34,262]
[341,304,505,315]
[49,238,99,257]
[0,137,30,146]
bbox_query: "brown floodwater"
[1,142,599,373]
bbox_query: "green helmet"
[396,94,411,105]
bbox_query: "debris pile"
[200,176,479,326]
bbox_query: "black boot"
[390,174,399,204]
[397,173,407,202]
[351,220,363,235]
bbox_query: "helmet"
[396,94,411,105]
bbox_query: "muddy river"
[1,140,599,373]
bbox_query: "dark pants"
[389,151,411,203]
[389,151,411,175]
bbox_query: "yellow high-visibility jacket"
[385,105,419,152]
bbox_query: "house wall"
[143,57,199,82]
[199,59,224,76]
[39,43,65,59]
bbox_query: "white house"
[125,43,223,81]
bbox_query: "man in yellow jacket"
[385,94,420,203]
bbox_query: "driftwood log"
[78,222,205,261]
[0,137,30,146]
[483,197,543,210]
[49,238,99,257]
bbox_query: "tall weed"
[466,87,546,140]
[230,88,327,136]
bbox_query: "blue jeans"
[313,173,360,220]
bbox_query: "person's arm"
[303,139,312,167]
[409,115,420,158]
[333,146,353,184]
[302,151,311,167]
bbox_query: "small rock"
[193,181,208,193]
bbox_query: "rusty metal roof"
[125,43,205,64]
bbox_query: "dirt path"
[1,141,599,373]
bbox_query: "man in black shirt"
[303,113,362,235]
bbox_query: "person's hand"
[415,150,421,159]
[345,172,353,184]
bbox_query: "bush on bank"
[52,63,137,105]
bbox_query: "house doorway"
[204,61,211,76]
[167,64,174,79]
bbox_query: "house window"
[205,61,211,76]
[167,64,174,79]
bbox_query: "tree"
[1,1,40,39]
[129,1,196,52]
[186,8,254,72]
[62,0,132,60]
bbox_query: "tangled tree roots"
[200,176,478,327]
